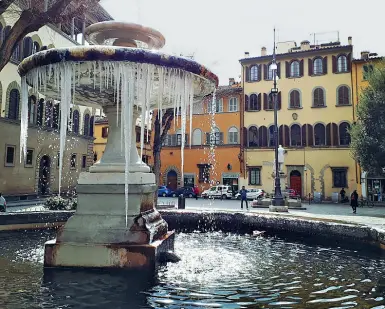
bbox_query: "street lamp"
[271,28,285,207]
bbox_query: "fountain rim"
[17,46,219,87]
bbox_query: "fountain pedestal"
[44,108,175,269]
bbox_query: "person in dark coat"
[239,186,248,210]
[350,190,358,214]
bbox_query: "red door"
[290,171,302,197]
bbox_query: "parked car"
[235,188,265,200]
[201,185,233,199]
[158,186,174,197]
[171,187,197,198]
[283,188,300,199]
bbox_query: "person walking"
[239,186,248,210]
[350,190,358,214]
[340,188,346,202]
[193,185,199,200]
[0,193,6,212]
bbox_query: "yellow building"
[93,117,152,166]
[352,52,384,200]
[239,38,357,200]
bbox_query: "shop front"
[183,173,195,188]
[366,175,385,202]
[222,173,240,194]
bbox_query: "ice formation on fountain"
[19,61,196,225]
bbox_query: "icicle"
[19,76,29,163]
[189,77,194,149]
[145,65,154,143]
[139,64,148,160]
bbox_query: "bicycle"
[358,196,374,208]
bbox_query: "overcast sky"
[101,0,384,85]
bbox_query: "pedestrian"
[193,185,199,200]
[340,187,346,203]
[0,193,6,212]
[350,190,358,214]
[239,186,248,210]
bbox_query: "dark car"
[171,187,196,198]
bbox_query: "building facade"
[352,52,384,200]
[93,117,153,166]
[240,39,357,200]
[0,3,111,199]
[159,85,243,192]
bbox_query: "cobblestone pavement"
[7,197,385,230]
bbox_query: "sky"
[101,0,385,85]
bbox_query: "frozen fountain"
[17,21,218,269]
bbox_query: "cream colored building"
[240,38,357,200]
[0,4,112,199]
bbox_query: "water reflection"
[0,230,384,308]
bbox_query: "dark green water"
[0,230,384,309]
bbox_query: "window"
[332,168,347,188]
[313,88,325,107]
[25,149,34,166]
[289,90,301,108]
[37,99,44,126]
[249,94,260,111]
[198,164,210,183]
[82,155,87,169]
[102,126,109,138]
[267,93,274,110]
[337,86,350,106]
[248,126,258,147]
[70,154,77,169]
[313,58,323,75]
[290,124,301,146]
[53,104,60,129]
[83,114,90,136]
[90,116,95,137]
[228,127,239,144]
[136,131,141,143]
[268,125,275,147]
[207,128,223,145]
[337,55,348,72]
[192,129,202,145]
[72,110,80,134]
[290,61,300,77]
[32,41,40,54]
[22,37,33,59]
[314,123,326,146]
[11,43,21,62]
[249,168,261,185]
[5,145,15,166]
[28,95,36,124]
[250,65,259,81]
[339,122,351,146]
[45,101,53,128]
[8,89,20,120]
[228,98,238,112]
[215,99,223,113]
[268,64,274,80]
[363,65,374,80]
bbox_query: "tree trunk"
[153,109,174,207]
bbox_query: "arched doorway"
[38,155,51,195]
[290,170,302,197]
[167,170,178,190]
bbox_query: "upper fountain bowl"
[17,22,218,110]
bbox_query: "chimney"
[300,40,310,51]
[244,51,249,58]
[261,46,267,56]
[229,78,235,86]
[361,51,370,60]
[348,36,352,45]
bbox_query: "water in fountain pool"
[0,230,384,309]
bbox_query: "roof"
[213,86,242,98]
[353,57,384,63]
[239,45,353,64]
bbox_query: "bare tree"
[153,108,174,206]
[0,0,98,72]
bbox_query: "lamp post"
[271,28,285,207]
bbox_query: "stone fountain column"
[44,106,174,269]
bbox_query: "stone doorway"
[38,155,51,195]
[290,170,302,197]
[167,170,178,190]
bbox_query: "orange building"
[158,83,243,192]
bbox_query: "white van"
[201,185,233,199]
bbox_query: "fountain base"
[43,171,176,269]
[44,231,175,269]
